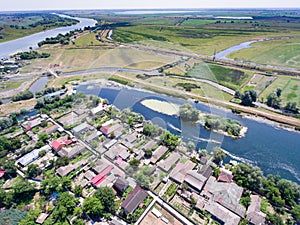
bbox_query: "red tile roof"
[51,139,73,151]
[100,125,110,135]
[91,165,113,187]
[217,170,233,183]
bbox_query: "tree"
[266,213,284,225]
[129,158,140,167]
[160,131,180,151]
[232,163,264,191]
[179,103,199,122]
[267,92,281,109]
[241,90,257,106]
[212,147,226,164]
[94,187,116,214]
[74,185,83,197]
[144,149,152,158]
[143,122,161,137]
[38,132,49,143]
[291,205,300,222]
[285,102,298,113]
[26,164,41,178]
[82,197,104,218]
[52,192,76,222]
[72,219,85,225]
[187,141,196,152]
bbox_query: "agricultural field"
[74,31,105,47]
[144,76,233,101]
[180,19,216,26]
[259,76,300,105]
[164,58,199,75]
[186,62,251,90]
[242,73,276,93]
[20,47,178,73]
[112,23,300,55]
[228,38,300,68]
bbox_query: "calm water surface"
[78,85,300,184]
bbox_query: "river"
[77,84,300,184]
[0,14,97,59]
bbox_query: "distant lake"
[77,84,300,184]
[0,14,97,59]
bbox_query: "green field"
[259,76,300,105]
[228,38,300,68]
[112,25,291,55]
[187,62,251,90]
[180,19,216,26]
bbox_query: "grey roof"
[203,177,246,218]
[150,145,168,164]
[105,144,127,160]
[205,201,240,225]
[58,144,85,159]
[184,170,207,192]
[198,164,213,179]
[170,160,196,184]
[141,140,157,151]
[72,122,91,133]
[118,149,130,160]
[113,177,129,193]
[157,152,181,172]
[121,185,148,214]
[246,195,266,225]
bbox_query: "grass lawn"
[74,31,105,47]
[187,62,251,90]
[228,38,300,68]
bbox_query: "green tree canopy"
[82,197,104,218]
[94,187,116,214]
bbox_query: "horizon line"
[1,7,300,13]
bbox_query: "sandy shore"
[140,99,180,116]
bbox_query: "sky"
[1,0,299,11]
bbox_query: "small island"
[179,103,246,138]
[140,99,246,138]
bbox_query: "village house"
[56,159,88,177]
[150,145,169,164]
[21,116,43,131]
[16,145,51,167]
[113,177,129,195]
[183,170,207,194]
[246,195,266,225]
[169,160,196,184]
[157,152,181,172]
[202,176,246,218]
[217,169,234,183]
[198,164,213,179]
[121,185,148,215]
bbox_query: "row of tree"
[267,88,299,113]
